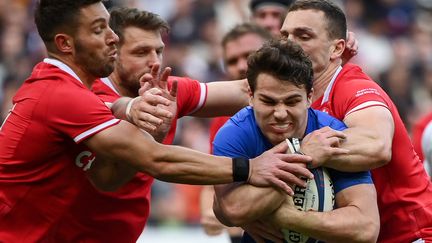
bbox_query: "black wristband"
[232,157,249,182]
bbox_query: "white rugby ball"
[282,167,335,243]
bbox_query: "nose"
[148,51,161,68]
[107,26,119,45]
[236,58,248,76]
[273,104,288,120]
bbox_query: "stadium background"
[0,0,431,242]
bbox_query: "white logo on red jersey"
[75,151,95,171]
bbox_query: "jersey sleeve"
[213,120,251,158]
[170,76,207,117]
[48,84,119,143]
[328,168,373,194]
[333,79,390,120]
[91,78,121,107]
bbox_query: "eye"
[94,26,103,34]
[285,98,302,106]
[260,98,276,105]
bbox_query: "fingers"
[150,63,160,86]
[170,79,178,98]
[271,140,289,153]
[138,82,152,96]
[158,67,171,90]
[139,73,154,89]
[346,31,358,55]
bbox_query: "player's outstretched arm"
[301,106,394,172]
[192,79,250,117]
[83,121,314,192]
[269,184,379,243]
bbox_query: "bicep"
[335,183,378,218]
[343,106,394,141]
[83,121,157,171]
[193,79,249,117]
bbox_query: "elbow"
[370,140,392,169]
[355,219,380,243]
[214,199,250,227]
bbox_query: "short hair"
[289,0,347,40]
[247,40,313,94]
[109,7,169,46]
[250,0,293,12]
[221,23,272,49]
[34,0,102,43]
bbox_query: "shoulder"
[337,63,382,90]
[310,109,346,131]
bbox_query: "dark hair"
[250,0,293,12]
[222,23,273,49]
[34,0,102,42]
[289,0,347,40]
[109,7,169,46]
[247,40,313,93]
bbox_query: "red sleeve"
[169,76,207,118]
[48,83,119,143]
[332,78,391,120]
[208,117,230,153]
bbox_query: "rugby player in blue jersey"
[212,40,379,243]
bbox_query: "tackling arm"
[303,106,394,172]
[191,79,250,117]
[269,184,380,243]
[84,121,313,192]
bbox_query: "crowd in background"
[1,0,431,228]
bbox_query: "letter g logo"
[75,151,96,171]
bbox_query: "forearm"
[214,183,285,226]
[192,79,250,117]
[280,206,377,243]
[324,107,394,172]
[87,121,234,185]
[273,184,379,243]
[326,126,392,171]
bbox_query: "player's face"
[280,9,335,79]
[252,6,286,37]
[74,2,118,78]
[115,27,164,93]
[223,33,265,80]
[250,73,310,145]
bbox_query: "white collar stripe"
[43,58,83,84]
[100,77,120,95]
[321,66,343,105]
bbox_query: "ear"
[248,89,254,107]
[53,34,73,54]
[307,88,313,107]
[330,39,345,60]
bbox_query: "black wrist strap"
[232,157,249,182]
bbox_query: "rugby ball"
[283,138,335,243]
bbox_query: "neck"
[312,60,342,102]
[48,53,96,89]
[109,72,136,98]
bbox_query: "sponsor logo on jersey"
[75,151,95,171]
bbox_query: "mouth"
[108,49,117,59]
[269,123,292,133]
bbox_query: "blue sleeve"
[328,169,373,194]
[213,120,251,158]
